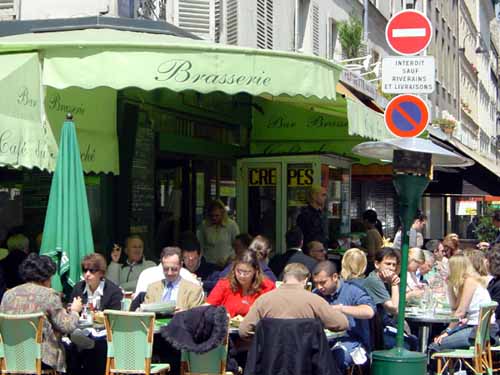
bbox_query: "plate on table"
[140,302,176,314]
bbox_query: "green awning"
[250,96,392,165]
[0,28,344,173]
[0,29,342,103]
[0,52,57,171]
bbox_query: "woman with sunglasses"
[70,253,123,311]
[207,250,275,317]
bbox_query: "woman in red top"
[207,250,275,317]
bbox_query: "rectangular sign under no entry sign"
[381,56,435,94]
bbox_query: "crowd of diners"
[1,205,500,374]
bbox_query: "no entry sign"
[384,94,429,138]
[386,10,432,56]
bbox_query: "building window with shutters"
[312,3,320,56]
[174,0,215,41]
[225,0,238,45]
[256,0,273,49]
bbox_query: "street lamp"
[352,138,472,374]
[459,32,488,55]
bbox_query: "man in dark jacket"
[296,185,329,249]
[269,227,317,278]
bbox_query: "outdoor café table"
[155,318,347,341]
[405,309,458,353]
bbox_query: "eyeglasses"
[163,267,180,272]
[82,268,99,274]
[235,268,254,276]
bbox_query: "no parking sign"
[384,94,429,138]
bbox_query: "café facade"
[0,17,388,258]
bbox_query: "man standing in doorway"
[296,185,329,250]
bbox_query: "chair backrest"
[0,312,44,375]
[473,301,498,354]
[180,329,229,375]
[104,310,155,373]
[245,318,340,375]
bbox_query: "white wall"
[19,0,113,19]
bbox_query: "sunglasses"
[82,268,99,274]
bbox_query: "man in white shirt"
[393,213,427,250]
[135,249,200,295]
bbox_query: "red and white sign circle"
[385,10,432,56]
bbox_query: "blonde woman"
[340,248,367,284]
[406,248,426,300]
[463,248,489,277]
[429,254,492,351]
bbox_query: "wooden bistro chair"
[0,312,55,375]
[103,310,170,375]
[431,302,497,375]
[180,320,236,375]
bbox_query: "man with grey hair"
[2,233,29,288]
[239,262,348,340]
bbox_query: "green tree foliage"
[474,209,498,243]
[338,16,364,59]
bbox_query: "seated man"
[269,227,317,278]
[306,241,328,262]
[360,247,416,350]
[144,247,205,311]
[134,249,200,296]
[312,261,375,371]
[239,262,348,340]
[180,235,219,293]
[106,235,156,292]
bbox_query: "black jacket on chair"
[244,318,341,375]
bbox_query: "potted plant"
[432,118,456,135]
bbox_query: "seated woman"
[207,250,275,317]
[340,248,367,284]
[406,248,426,301]
[71,253,123,311]
[430,254,492,351]
[0,253,82,373]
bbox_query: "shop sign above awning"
[0,28,343,173]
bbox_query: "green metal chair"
[103,310,170,375]
[0,312,55,375]
[431,301,498,375]
[180,323,236,375]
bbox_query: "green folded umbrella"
[40,115,94,292]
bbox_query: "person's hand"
[111,244,122,263]
[434,332,448,344]
[174,307,185,314]
[70,297,83,314]
[379,270,394,284]
[390,274,400,286]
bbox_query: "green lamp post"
[352,138,473,374]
